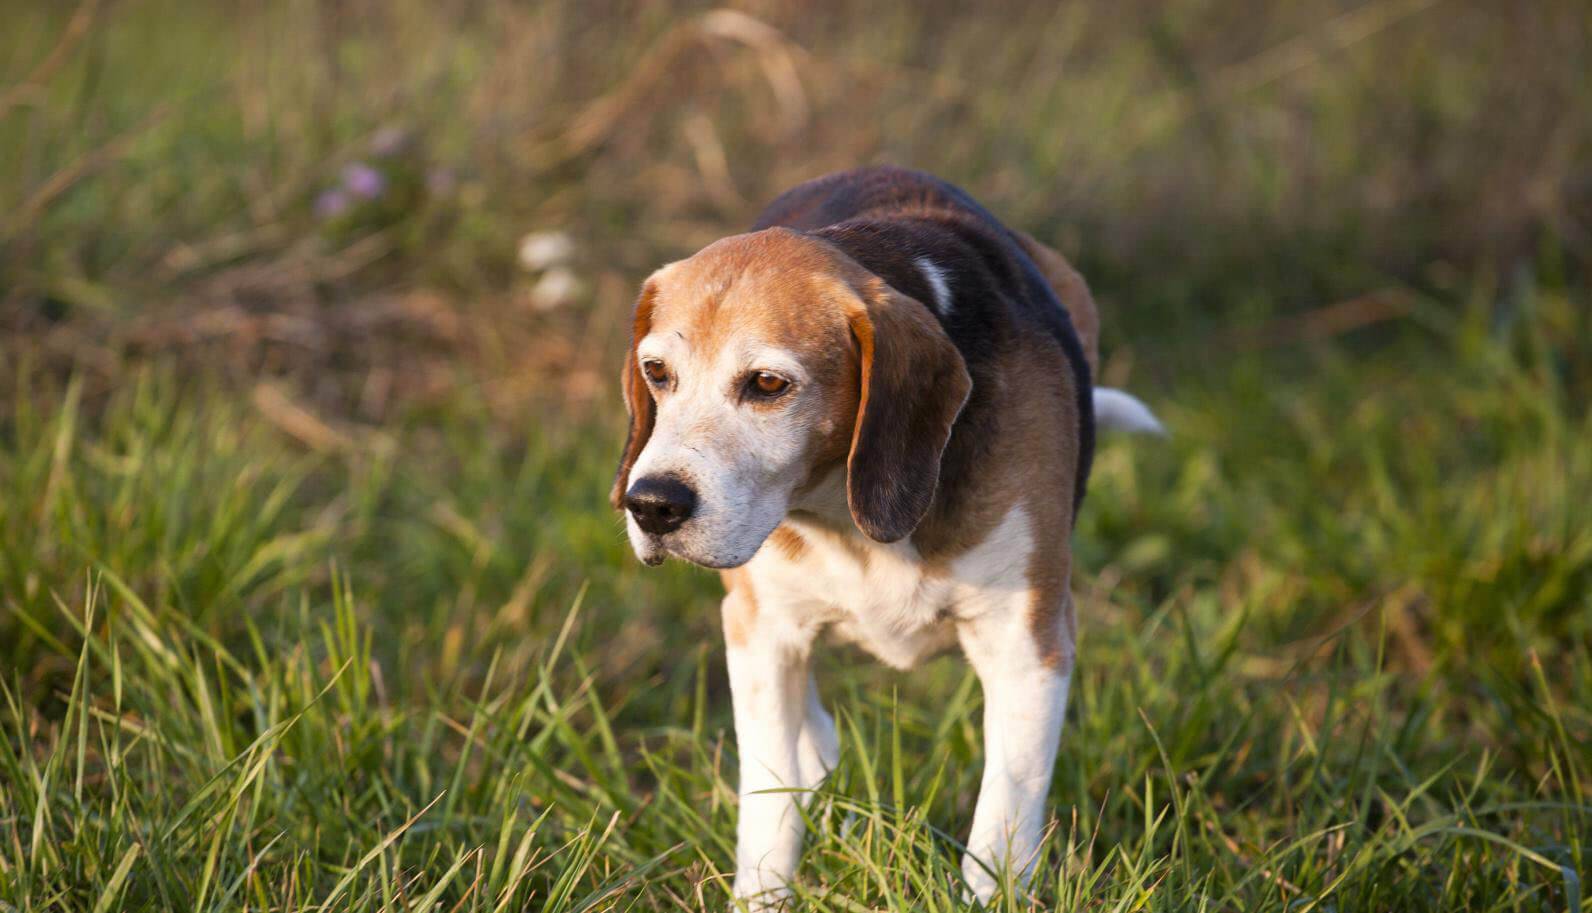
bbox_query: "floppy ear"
[845,277,972,542]
[611,278,660,509]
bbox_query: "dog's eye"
[641,360,669,386]
[749,371,791,397]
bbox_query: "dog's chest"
[750,507,1033,669]
[760,523,956,668]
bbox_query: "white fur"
[915,256,953,315]
[1093,386,1164,434]
[627,333,821,568]
[957,589,1070,900]
[726,493,1068,906]
[625,270,1090,907]
[723,585,824,905]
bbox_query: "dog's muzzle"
[623,474,697,536]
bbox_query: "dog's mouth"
[632,531,669,567]
[633,527,768,571]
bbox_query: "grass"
[3,285,1588,910]
[3,0,1591,910]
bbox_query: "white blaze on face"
[625,331,815,568]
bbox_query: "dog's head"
[613,228,971,568]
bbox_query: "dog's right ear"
[612,277,660,509]
[844,276,972,543]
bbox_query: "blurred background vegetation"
[1,1,1588,910]
[5,0,1590,400]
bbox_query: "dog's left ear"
[611,277,660,509]
[845,277,972,542]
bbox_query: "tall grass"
[2,1,1590,909]
[3,286,1587,909]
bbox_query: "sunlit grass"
[2,2,1590,907]
[2,288,1587,911]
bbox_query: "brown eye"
[642,360,669,386]
[749,371,791,397]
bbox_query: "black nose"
[624,475,697,535]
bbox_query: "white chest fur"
[743,504,1034,669]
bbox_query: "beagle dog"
[613,166,1161,906]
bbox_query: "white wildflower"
[531,267,584,310]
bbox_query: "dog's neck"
[786,467,857,536]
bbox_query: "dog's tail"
[1093,387,1164,435]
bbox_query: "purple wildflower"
[342,162,386,200]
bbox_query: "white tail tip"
[1093,387,1165,435]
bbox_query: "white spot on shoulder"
[915,257,952,315]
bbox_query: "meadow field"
[2,1,1589,910]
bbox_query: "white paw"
[730,877,791,912]
[961,855,1000,907]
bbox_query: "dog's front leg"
[723,587,818,908]
[957,600,1074,903]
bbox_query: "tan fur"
[1013,229,1099,375]
[616,229,863,512]
[908,332,1080,670]
[620,169,1123,903]
[767,526,810,562]
[720,567,757,648]
[626,227,1081,668]
[611,281,660,508]
[786,514,873,570]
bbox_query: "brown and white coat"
[613,166,1161,907]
